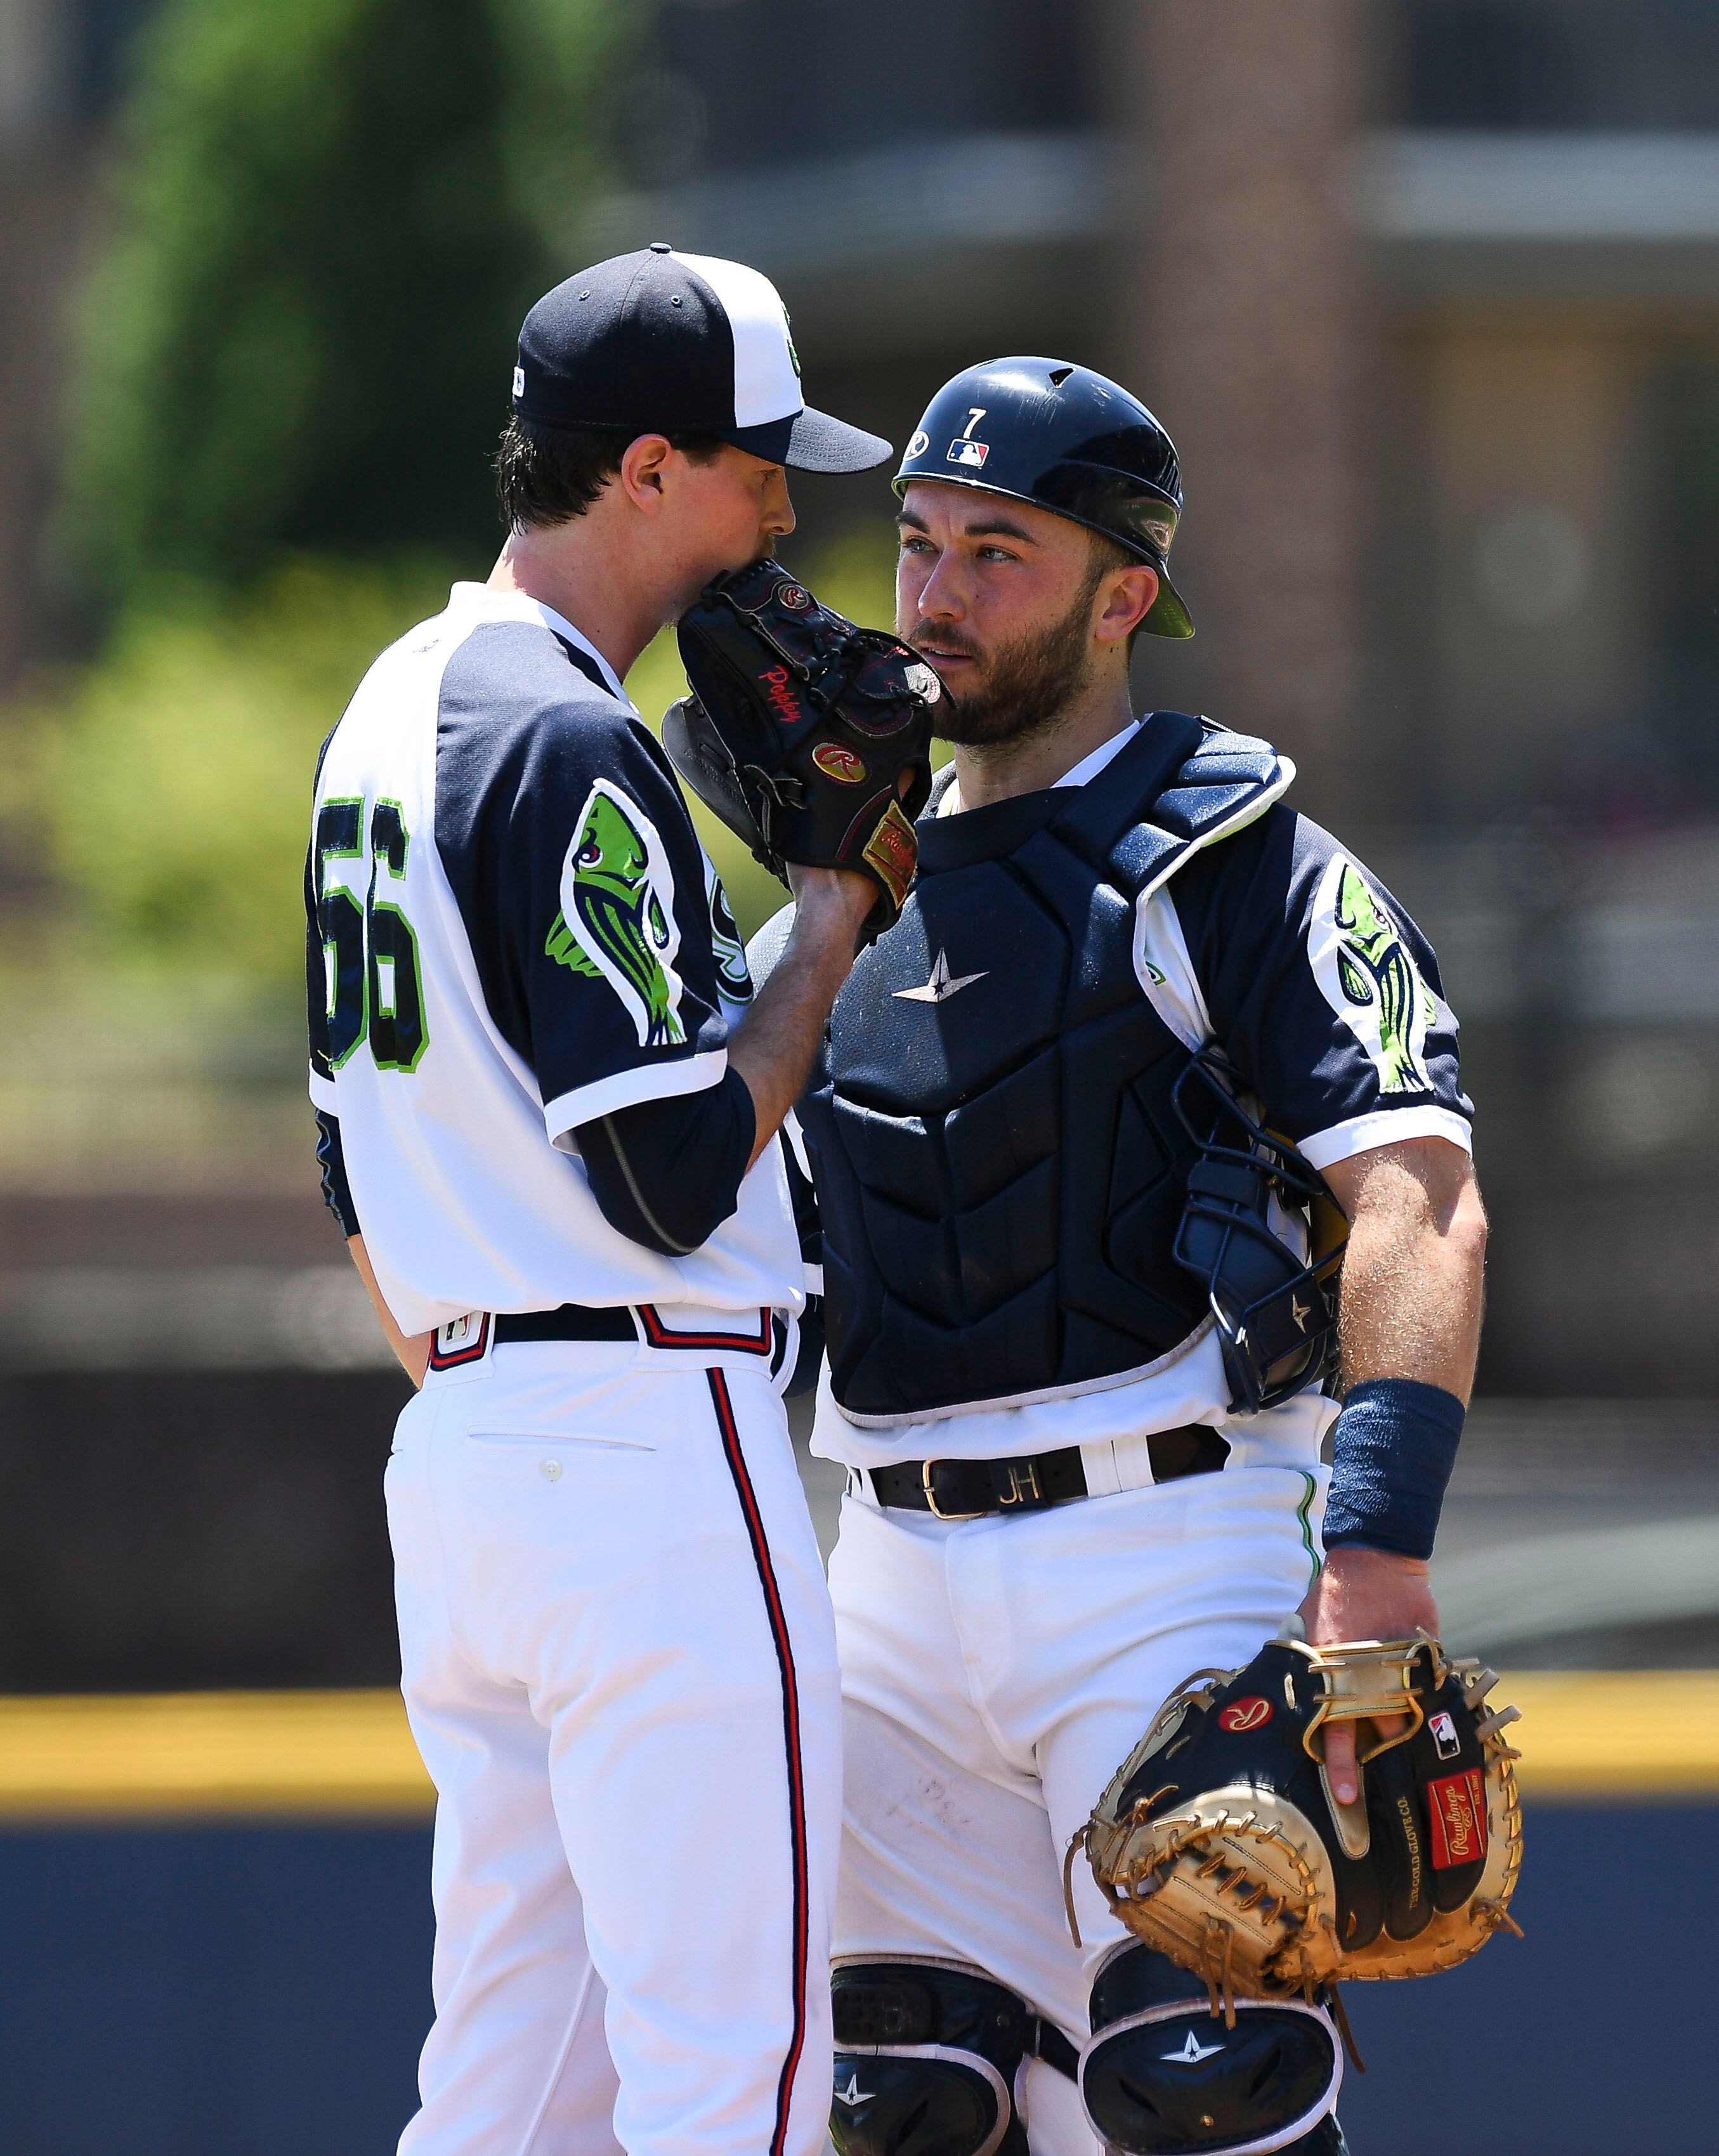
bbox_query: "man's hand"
[1297,1545,1441,1804]
[785,860,880,918]
[728,865,877,1166]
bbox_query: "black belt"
[868,1423,1229,1520]
[493,1305,636,1345]
[489,1302,780,1362]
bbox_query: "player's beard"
[907,561,1104,748]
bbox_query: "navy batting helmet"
[893,357,1193,638]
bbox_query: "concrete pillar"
[1106,0,1370,815]
[0,139,96,695]
[0,0,99,696]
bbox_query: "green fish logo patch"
[1308,857,1434,1094]
[546,781,686,1047]
[705,865,753,1004]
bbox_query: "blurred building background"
[0,3,1716,2150]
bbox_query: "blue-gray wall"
[1,1804,1711,2155]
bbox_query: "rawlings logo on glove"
[1068,1633,1524,2022]
[661,562,938,939]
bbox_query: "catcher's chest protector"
[801,712,1284,1424]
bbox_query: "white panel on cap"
[675,251,802,430]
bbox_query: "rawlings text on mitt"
[662,562,938,936]
[1068,1634,1522,2020]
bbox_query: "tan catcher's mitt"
[1069,1634,1522,2019]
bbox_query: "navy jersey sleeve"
[306,723,339,1094]
[313,1109,361,1238]
[436,622,728,1142]
[1167,807,1473,1172]
[306,836,329,1086]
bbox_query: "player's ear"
[1094,563,1158,647]
[618,433,675,509]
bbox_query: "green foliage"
[490,0,637,260]
[58,0,632,610]
[20,558,451,989]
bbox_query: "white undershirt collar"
[1054,719,1142,790]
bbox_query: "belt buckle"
[921,1460,986,1522]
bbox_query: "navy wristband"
[1321,1377,1465,1560]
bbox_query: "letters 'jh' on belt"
[869,1424,1230,1520]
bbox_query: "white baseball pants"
[829,1460,1327,2156]
[385,1341,840,2156]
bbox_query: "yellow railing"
[0,1673,1712,1821]
[0,1690,433,1819]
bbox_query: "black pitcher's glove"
[1069,1634,1524,2018]
[662,562,938,937]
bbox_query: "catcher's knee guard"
[1080,1945,1342,2156]
[830,1961,1078,2156]
[1285,2123,1348,2153]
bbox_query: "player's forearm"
[1311,1137,1486,1578]
[1326,1139,1488,1402]
[347,1231,433,1390]
[728,870,872,1166]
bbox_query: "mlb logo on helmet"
[947,405,989,468]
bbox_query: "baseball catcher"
[663,559,939,936]
[747,356,1503,2156]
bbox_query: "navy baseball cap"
[511,244,892,473]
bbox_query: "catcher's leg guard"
[1285,2123,1347,2153]
[830,1961,1078,2156]
[1080,1945,1342,2156]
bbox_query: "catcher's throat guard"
[1068,1635,1523,2020]
[1170,1052,1345,1414]
[663,561,938,937]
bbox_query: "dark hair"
[494,414,728,532]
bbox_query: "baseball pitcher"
[306,248,932,2156]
